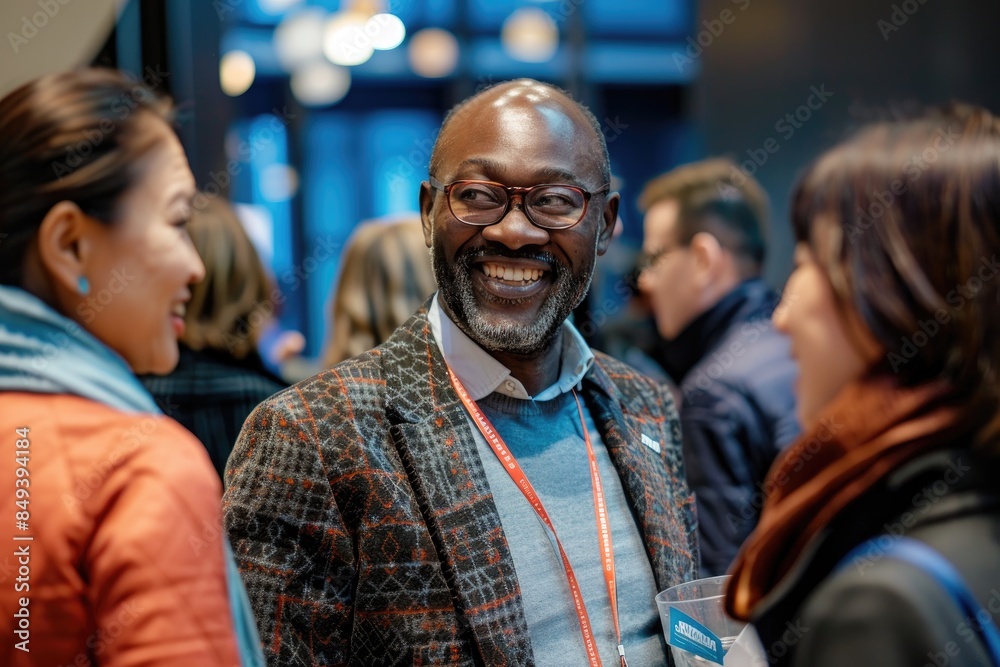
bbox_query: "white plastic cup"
[655,575,747,667]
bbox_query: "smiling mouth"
[479,262,548,284]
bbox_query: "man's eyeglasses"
[635,246,680,274]
[625,247,680,290]
[429,176,610,230]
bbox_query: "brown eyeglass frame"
[429,176,610,230]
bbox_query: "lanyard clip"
[618,644,627,667]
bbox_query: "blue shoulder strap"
[840,536,1000,665]
[225,539,266,667]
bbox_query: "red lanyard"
[447,369,628,667]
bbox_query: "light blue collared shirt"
[427,293,594,401]
[427,293,668,665]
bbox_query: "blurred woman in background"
[725,104,1000,666]
[0,69,260,666]
[142,196,285,479]
[322,216,435,366]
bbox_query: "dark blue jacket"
[656,278,800,576]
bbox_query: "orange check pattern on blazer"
[224,305,699,666]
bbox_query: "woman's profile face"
[77,118,204,375]
[773,242,880,430]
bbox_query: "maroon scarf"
[724,375,986,620]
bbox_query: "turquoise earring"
[77,276,90,296]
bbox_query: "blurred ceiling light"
[258,0,303,15]
[408,28,459,78]
[324,11,375,66]
[367,13,405,50]
[501,7,558,63]
[290,61,351,107]
[260,164,300,201]
[220,50,256,96]
[274,8,327,73]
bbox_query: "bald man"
[225,79,698,666]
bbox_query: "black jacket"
[751,447,1000,667]
[657,278,800,576]
[141,344,286,479]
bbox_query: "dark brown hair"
[639,157,770,273]
[182,197,273,360]
[792,104,1000,427]
[0,68,175,285]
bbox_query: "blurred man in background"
[638,158,799,576]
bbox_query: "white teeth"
[481,263,545,283]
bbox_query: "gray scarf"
[0,284,160,412]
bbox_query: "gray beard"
[431,238,595,356]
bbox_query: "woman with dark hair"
[0,69,260,666]
[723,104,1000,666]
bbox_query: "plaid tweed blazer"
[224,307,698,666]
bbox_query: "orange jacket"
[0,392,241,667]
